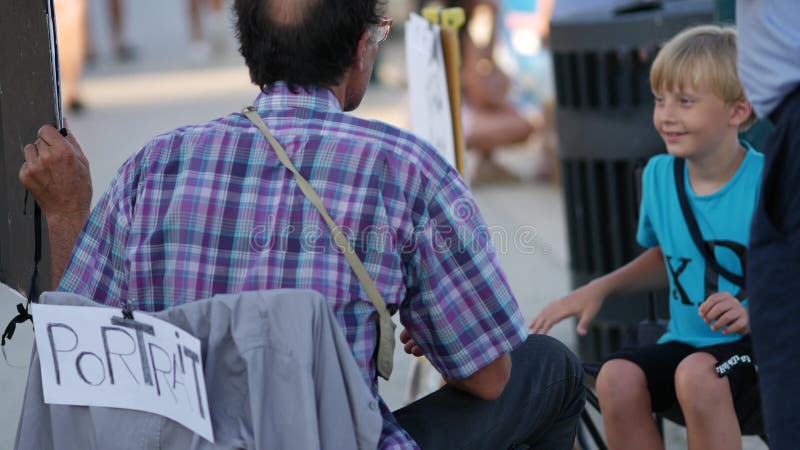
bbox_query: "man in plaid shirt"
[20,0,584,448]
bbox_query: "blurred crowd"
[445,0,557,184]
[55,0,560,184]
[54,0,230,114]
[421,0,558,184]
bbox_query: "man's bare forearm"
[46,213,88,290]
[446,353,512,401]
[18,124,93,290]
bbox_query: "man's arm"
[19,124,92,289]
[400,329,511,400]
[445,353,511,400]
[43,214,89,290]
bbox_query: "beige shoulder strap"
[242,106,396,380]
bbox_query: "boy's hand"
[698,292,750,335]
[528,282,606,336]
[400,329,424,357]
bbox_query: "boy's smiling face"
[652,85,742,160]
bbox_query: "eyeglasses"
[369,16,393,46]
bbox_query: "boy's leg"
[596,359,665,450]
[393,334,584,450]
[596,342,695,450]
[674,352,741,450]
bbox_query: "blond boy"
[529,25,761,450]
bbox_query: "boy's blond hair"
[651,24,756,129]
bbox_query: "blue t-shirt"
[637,142,763,348]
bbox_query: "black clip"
[121,307,134,320]
[2,304,33,346]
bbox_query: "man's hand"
[400,328,424,357]
[19,123,93,288]
[699,292,750,335]
[19,124,92,220]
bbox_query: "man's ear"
[355,30,371,70]
[729,98,753,127]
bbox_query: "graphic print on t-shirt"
[665,240,747,306]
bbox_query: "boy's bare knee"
[675,352,731,408]
[596,359,648,408]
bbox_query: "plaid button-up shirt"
[59,84,526,448]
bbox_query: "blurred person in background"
[501,0,553,43]
[55,0,88,113]
[497,0,558,182]
[188,0,227,62]
[86,0,136,62]
[445,0,536,183]
[106,0,135,59]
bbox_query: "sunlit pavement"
[0,1,767,448]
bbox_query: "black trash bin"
[550,0,713,363]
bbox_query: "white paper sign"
[31,303,214,442]
[405,13,457,168]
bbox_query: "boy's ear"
[729,98,753,127]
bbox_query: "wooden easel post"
[421,7,466,178]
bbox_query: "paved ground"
[0,1,767,448]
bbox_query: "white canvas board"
[405,13,456,168]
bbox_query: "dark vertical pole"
[0,94,7,284]
[0,0,56,293]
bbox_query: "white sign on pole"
[31,303,214,442]
[405,13,457,168]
